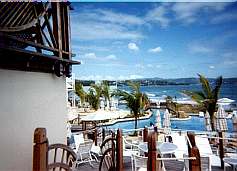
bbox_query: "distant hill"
[75,77,237,86]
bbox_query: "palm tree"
[75,82,86,107]
[88,83,103,110]
[182,74,223,130]
[101,80,111,109]
[114,81,148,131]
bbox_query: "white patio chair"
[131,154,167,171]
[131,154,147,171]
[171,132,188,159]
[195,135,220,169]
[73,134,98,167]
[123,137,140,157]
[183,154,211,171]
[77,139,99,166]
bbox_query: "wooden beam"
[44,14,57,48]
[1,2,21,26]
[17,3,33,26]
[57,2,63,58]
[2,34,72,55]
[52,2,58,48]
[6,3,29,27]
[65,4,71,60]
[1,46,80,64]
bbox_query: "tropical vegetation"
[113,81,149,131]
[182,74,223,130]
[75,81,113,111]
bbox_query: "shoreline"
[99,111,153,126]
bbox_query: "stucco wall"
[0,69,67,171]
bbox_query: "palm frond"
[211,76,223,101]
[182,90,205,104]
[198,74,212,98]
[127,81,140,94]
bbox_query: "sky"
[70,2,237,80]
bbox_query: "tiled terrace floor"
[75,158,225,171]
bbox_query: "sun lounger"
[195,135,221,169]
[171,132,188,159]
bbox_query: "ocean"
[114,81,237,132]
[119,81,237,106]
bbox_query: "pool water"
[106,109,234,132]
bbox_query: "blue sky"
[71,2,237,80]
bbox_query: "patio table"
[138,142,178,155]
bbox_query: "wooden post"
[218,132,224,169]
[189,146,201,171]
[94,129,97,146]
[111,131,116,168]
[143,127,148,142]
[187,132,196,147]
[102,128,105,142]
[147,132,157,171]
[32,128,48,171]
[116,129,123,171]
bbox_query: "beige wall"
[0,69,67,171]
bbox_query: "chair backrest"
[78,140,93,154]
[73,133,85,152]
[172,132,188,158]
[132,154,148,170]
[195,136,213,156]
[48,144,77,171]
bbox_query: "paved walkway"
[74,158,224,171]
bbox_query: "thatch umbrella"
[155,110,162,129]
[163,109,171,134]
[215,104,228,169]
[204,111,212,131]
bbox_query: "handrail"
[132,153,196,161]
[195,135,237,141]
[186,135,193,148]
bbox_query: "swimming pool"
[106,109,234,132]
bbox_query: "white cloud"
[135,64,145,69]
[189,44,212,53]
[72,45,110,52]
[71,9,144,41]
[172,3,229,24]
[128,43,139,51]
[79,74,143,80]
[105,54,117,60]
[156,64,161,68]
[82,53,118,61]
[211,13,237,24]
[96,9,144,26]
[147,64,153,68]
[209,65,215,69]
[118,75,143,80]
[148,46,162,53]
[84,53,97,59]
[145,5,170,28]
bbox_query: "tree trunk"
[208,107,216,131]
[134,113,138,136]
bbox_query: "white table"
[138,142,178,155]
[223,158,237,171]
